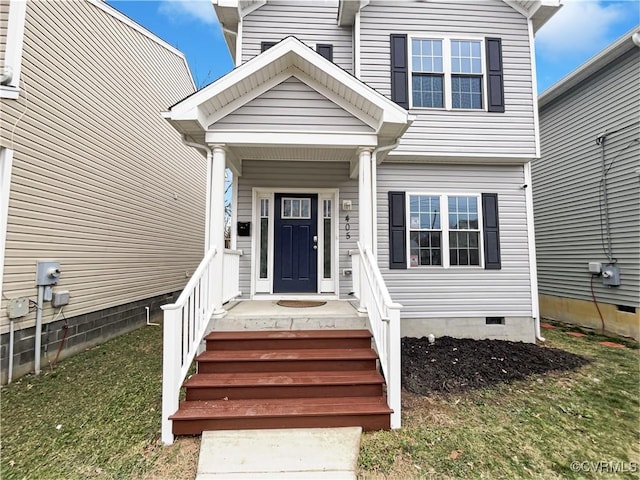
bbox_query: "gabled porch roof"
[164,36,412,169]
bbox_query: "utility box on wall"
[602,264,621,287]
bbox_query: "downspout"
[370,140,401,258]
[524,162,544,342]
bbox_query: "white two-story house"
[160,0,561,444]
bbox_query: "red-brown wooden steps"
[195,348,378,373]
[170,397,392,434]
[171,329,392,435]
[183,370,385,400]
[205,329,373,350]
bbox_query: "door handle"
[313,235,318,243]
[313,245,318,250]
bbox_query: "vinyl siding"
[0,0,8,66]
[237,160,357,298]
[210,77,371,132]
[377,163,532,317]
[0,0,206,333]
[360,0,536,157]
[534,48,640,307]
[241,0,353,73]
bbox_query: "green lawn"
[1,325,166,480]
[359,327,640,479]
[1,322,638,479]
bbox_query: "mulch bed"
[402,336,590,395]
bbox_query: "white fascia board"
[539,27,639,108]
[337,0,369,26]
[502,0,561,33]
[1,0,27,98]
[205,131,378,147]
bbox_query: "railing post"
[388,305,402,429]
[161,307,181,445]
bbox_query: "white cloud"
[158,0,218,25]
[536,0,627,60]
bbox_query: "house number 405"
[345,215,351,239]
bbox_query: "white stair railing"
[161,247,218,445]
[354,241,402,429]
[222,248,242,303]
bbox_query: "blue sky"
[107,0,639,93]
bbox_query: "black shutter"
[485,38,505,113]
[388,191,407,269]
[316,44,333,62]
[261,41,277,52]
[390,34,409,108]
[482,193,501,269]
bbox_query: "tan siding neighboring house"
[0,1,8,64]
[0,0,206,382]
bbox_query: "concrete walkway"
[196,427,362,479]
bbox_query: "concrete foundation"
[401,316,536,343]
[0,291,179,384]
[540,294,639,340]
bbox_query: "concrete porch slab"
[196,427,362,479]
[212,300,368,331]
[226,300,361,318]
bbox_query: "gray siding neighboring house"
[533,29,640,340]
[0,0,206,382]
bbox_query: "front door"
[273,193,318,293]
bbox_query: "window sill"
[409,106,486,112]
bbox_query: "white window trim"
[408,34,487,112]
[1,0,27,99]
[251,188,339,296]
[406,192,484,269]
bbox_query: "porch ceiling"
[165,36,412,154]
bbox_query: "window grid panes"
[323,200,332,279]
[448,196,480,266]
[410,38,484,110]
[451,40,482,109]
[412,39,444,108]
[282,198,311,219]
[259,199,269,279]
[409,195,442,266]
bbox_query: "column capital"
[356,147,374,156]
[209,144,228,154]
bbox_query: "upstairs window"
[410,37,485,110]
[451,40,483,109]
[411,39,443,108]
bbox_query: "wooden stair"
[170,329,392,435]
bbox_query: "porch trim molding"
[164,36,413,148]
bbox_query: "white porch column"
[210,145,227,315]
[358,148,373,312]
[358,148,374,251]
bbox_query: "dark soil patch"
[402,336,590,395]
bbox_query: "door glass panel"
[259,198,269,279]
[282,198,311,219]
[323,199,332,279]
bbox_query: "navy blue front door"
[273,193,318,293]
